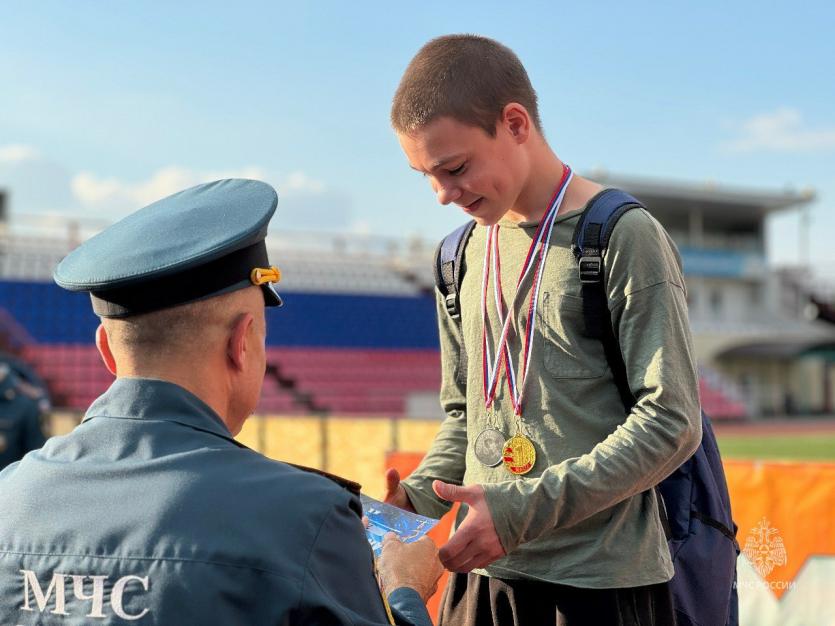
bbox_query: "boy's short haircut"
[391,34,542,137]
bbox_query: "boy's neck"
[504,145,601,224]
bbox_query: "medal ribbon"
[481,165,573,414]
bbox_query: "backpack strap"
[572,189,673,541]
[434,220,477,385]
[571,189,644,411]
[434,220,477,320]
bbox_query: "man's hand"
[378,533,444,602]
[433,480,506,573]
[383,468,416,513]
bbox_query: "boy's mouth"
[462,197,483,213]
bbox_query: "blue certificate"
[360,494,439,557]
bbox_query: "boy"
[384,35,701,625]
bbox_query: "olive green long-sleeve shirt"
[401,204,702,588]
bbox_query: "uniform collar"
[83,377,233,440]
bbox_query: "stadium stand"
[698,366,750,420]
[0,280,746,419]
[0,232,754,419]
[0,262,443,416]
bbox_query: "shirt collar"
[83,377,233,440]
[497,206,587,230]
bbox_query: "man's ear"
[95,324,118,376]
[501,102,531,143]
[227,312,254,372]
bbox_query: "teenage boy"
[384,34,701,626]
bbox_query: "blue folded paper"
[360,494,439,557]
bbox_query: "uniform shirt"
[0,377,430,625]
[0,368,47,470]
[401,207,702,588]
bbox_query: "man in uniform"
[0,179,442,625]
[0,357,48,470]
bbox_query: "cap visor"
[262,283,283,307]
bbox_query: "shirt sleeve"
[400,290,469,519]
[296,496,432,626]
[482,209,702,553]
[388,588,433,626]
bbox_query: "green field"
[717,433,835,461]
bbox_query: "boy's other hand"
[383,468,416,513]
[432,480,506,572]
[378,533,444,602]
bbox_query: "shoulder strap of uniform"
[434,220,477,320]
[289,463,362,496]
[571,188,644,411]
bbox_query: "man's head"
[96,286,267,435]
[391,35,545,225]
[54,179,281,434]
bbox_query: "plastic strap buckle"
[579,254,602,284]
[445,292,461,319]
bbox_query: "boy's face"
[397,115,527,226]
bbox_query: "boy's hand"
[378,533,444,602]
[432,480,506,572]
[383,468,416,513]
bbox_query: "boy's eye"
[449,163,466,176]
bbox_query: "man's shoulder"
[218,451,362,515]
[284,462,362,496]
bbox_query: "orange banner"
[724,460,835,599]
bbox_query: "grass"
[717,433,835,462]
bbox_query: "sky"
[1,1,834,275]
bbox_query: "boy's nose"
[436,184,462,206]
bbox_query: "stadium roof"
[588,170,816,220]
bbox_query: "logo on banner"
[743,517,788,577]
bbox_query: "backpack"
[434,188,740,626]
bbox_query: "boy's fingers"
[432,480,473,504]
[385,468,401,494]
[438,523,473,564]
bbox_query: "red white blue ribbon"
[481,165,573,415]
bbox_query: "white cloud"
[283,170,326,194]
[0,144,41,163]
[1,148,354,232]
[71,165,270,214]
[722,108,835,153]
[349,219,372,235]
[68,165,354,231]
[70,167,335,216]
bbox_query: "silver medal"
[474,427,506,467]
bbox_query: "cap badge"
[250,266,281,286]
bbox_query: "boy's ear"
[227,312,254,372]
[95,324,118,376]
[502,102,531,143]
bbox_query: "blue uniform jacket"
[0,377,430,625]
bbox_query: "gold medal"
[502,433,536,475]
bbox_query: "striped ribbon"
[481,165,573,415]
